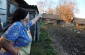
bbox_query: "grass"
[30,27,57,55]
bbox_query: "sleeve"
[2,24,20,42]
[26,20,33,28]
[26,14,41,28]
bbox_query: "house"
[42,13,64,25]
[0,0,8,30]
[0,0,18,30]
[0,0,40,41]
[74,18,85,30]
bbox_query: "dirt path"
[46,25,85,55]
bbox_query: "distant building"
[74,18,85,30]
[42,13,64,25]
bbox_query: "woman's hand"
[0,36,18,55]
[31,14,42,25]
[35,14,42,18]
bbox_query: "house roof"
[14,0,28,6]
[74,18,85,25]
[14,0,39,13]
[42,13,60,20]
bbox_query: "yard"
[31,23,85,55]
[46,24,85,55]
[30,24,57,55]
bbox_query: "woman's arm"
[31,14,42,25]
[0,37,18,55]
[26,14,42,28]
[31,14,41,25]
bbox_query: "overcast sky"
[25,0,85,18]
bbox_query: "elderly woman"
[0,8,41,55]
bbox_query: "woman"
[0,8,41,55]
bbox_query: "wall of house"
[42,18,47,21]
[75,23,85,30]
[0,0,7,26]
[0,0,18,31]
[7,0,17,23]
[49,19,57,25]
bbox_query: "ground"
[30,25,57,55]
[46,25,85,55]
[0,23,85,55]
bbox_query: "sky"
[25,0,85,18]
[75,0,85,18]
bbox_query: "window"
[9,4,17,15]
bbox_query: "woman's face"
[22,13,30,25]
[25,13,30,22]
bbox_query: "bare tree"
[56,0,78,23]
[46,8,54,14]
[37,0,54,14]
